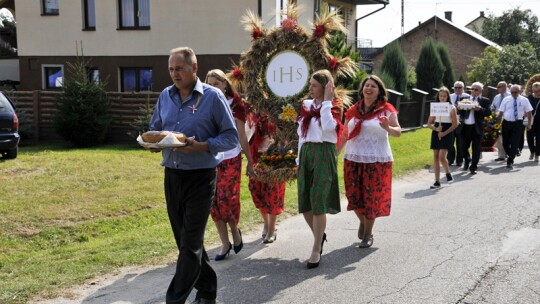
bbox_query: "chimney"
[480,11,484,17]
[445,11,453,22]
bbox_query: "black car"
[0,91,20,159]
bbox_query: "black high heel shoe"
[320,233,327,254]
[233,229,243,254]
[307,254,321,269]
[215,243,232,261]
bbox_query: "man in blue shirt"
[149,47,238,304]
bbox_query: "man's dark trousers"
[165,167,218,304]
[447,129,463,165]
[502,120,524,166]
[460,124,482,171]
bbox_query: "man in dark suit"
[457,82,491,174]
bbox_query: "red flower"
[232,68,243,80]
[281,18,297,31]
[252,28,262,40]
[328,58,338,70]
[313,25,325,37]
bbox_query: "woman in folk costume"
[296,69,345,269]
[247,109,285,244]
[205,69,255,261]
[342,75,401,249]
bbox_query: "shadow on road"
[215,245,377,303]
[79,244,376,303]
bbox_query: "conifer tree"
[415,38,444,92]
[436,43,455,89]
[55,57,111,147]
[380,42,407,95]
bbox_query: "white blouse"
[344,110,395,163]
[297,99,337,155]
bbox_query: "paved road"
[43,150,540,304]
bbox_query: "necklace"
[186,95,203,114]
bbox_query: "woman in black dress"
[427,87,459,189]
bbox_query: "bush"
[54,58,111,147]
[127,94,155,139]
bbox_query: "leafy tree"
[482,8,540,58]
[415,38,444,92]
[55,58,111,147]
[380,42,407,95]
[466,46,500,84]
[467,42,540,86]
[436,43,455,89]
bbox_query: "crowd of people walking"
[146,45,540,304]
[147,46,405,304]
[427,80,540,189]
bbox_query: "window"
[42,0,59,15]
[120,68,152,92]
[83,0,96,30]
[42,65,63,90]
[87,67,100,84]
[119,0,150,29]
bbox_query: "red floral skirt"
[344,160,392,219]
[248,177,285,215]
[210,154,242,224]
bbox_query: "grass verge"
[0,128,431,303]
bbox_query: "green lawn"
[0,128,431,303]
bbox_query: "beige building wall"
[16,0,256,56]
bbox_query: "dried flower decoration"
[232,68,243,80]
[281,18,297,31]
[313,25,325,37]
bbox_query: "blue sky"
[356,0,540,47]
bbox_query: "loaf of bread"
[141,131,186,143]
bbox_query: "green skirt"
[297,142,341,214]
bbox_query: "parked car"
[0,91,20,159]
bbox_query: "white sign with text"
[265,51,309,98]
[430,102,451,117]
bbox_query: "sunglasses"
[510,91,519,94]
[454,86,463,89]
[472,88,481,91]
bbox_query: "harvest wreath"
[230,2,356,183]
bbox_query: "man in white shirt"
[497,85,533,169]
[447,81,470,166]
[457,82,491,174]
[491,81,510,161]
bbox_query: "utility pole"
[401,0,404,44]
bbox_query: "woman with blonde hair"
[205,69,255,261]
[427,87,459,189]
[296,69,344,269]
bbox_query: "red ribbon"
[345,99,397,140]
[297,99,345,146]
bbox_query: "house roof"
[465,14,488,28]
[362,15,500,61]
[433,16,500,49]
